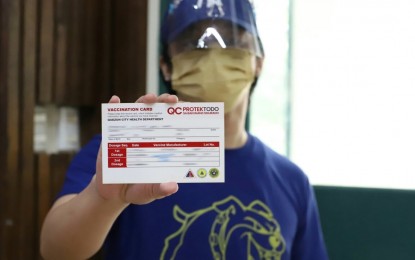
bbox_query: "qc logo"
[167,107,182,115]
[197,168,207,178]
[208,168,220,178]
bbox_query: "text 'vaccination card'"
[101,102,224,183]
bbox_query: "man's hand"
[41,93,181,260]
[95,94,180,205]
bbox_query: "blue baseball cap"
[160,0,261,47]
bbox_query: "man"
[41,0,329,259]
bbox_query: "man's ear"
[255,56,264,77]
[160,56,172,81]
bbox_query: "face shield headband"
[161,0,264,57]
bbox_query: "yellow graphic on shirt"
[161,195,286,260]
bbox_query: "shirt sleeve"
[55,134,102,199]
[291,178,329,260]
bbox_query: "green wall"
[314,186,415,260]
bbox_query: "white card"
[101,102,225,183]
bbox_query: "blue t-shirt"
[58,134,328,260]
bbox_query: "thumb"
[127,183,179,205]
[154,182,179,199]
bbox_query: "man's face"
[161,19,264,83]
[168,19,261,58]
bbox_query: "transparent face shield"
[161,0,263,58]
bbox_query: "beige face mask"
[171,48,255,113]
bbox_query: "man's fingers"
[135,93,179,104]
[156,93,170,101]
[109,95,121,103]
[136,93,157,103]
[158,94,179,104]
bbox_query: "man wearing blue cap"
[41,1,329,259]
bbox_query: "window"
[250,0,291,156]
[290,0,415,189]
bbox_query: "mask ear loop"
[197,27,227,49]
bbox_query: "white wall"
[291,0,415,189]
[146,0,161,94]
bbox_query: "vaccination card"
[101,102,225,183]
